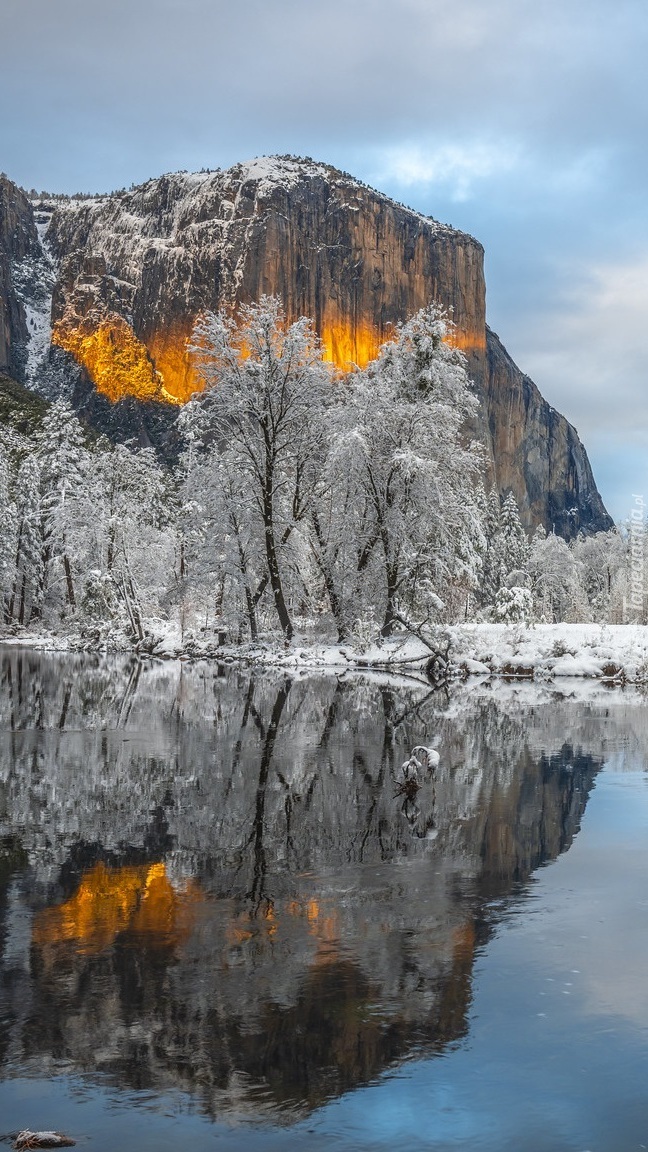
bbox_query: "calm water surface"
[0,650,646,1150]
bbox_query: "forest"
[0,298,635,652]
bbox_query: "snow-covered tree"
[189,296,333,640]
[528,530,587,622]
[492,584,533,623]
[4,455,42,625]
[481,485,503,603]
[499,491,530,577]
[92,441,172,639]
[571,529,627,622]
[333,305,484,635]
[35,399,90,615]
[480,489,529,607]
[0,443,18,610]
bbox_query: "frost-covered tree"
[499,491,530,577]
[0,443,18,609]
[35,399,90,615]
[170,434,267,640]
[481,485,504,604]
[4,455,42,625]
[528,530,587,622]
[571,529,626,622]
[189,296,333,640]
[492,584,533,623]
[480,489,529,606]
[92,441,171,639]
[333,305,484,635]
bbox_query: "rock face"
[1,158,612,535]
[46,159,486,405]
[484,328,611,535]
[0,175,40,378]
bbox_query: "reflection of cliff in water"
[0,651,602,1118]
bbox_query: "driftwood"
[14,1133,76,1149]
[354,612,453,682]
[395,744,440,799]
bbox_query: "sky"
[2,0,647,521]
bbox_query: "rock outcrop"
[484,328,611,535]
[1,158,612,535]
[0,175,40,379]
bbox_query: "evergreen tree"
[499,490,530,579]
[0,445,18,608]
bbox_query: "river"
[0,650,646,1150]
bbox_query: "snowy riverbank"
[3,622,648,685]
[244,622,648,684]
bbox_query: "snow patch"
[11,202,57,383]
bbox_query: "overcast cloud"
[2,0,647,519]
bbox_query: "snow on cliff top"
[43,155,470,297]
[49,155,458,239]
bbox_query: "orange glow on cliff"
[147,327,204,404]
[320,322,382,370]
[446,327,487,355]
[32,862,201,954]
[52,315,174,405]
[286,895,340,964]
[52,312,485,405]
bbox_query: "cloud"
[511,254,648,438]
[2,0,648,521]
[371,140,521,202]
[497,252,648,521]
[3,0,647,190]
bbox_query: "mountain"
[1,158,612,536]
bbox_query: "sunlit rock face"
[46,159,487,403]
[33,862,202,955]
[41,157,611,535]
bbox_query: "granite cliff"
[0,174,39,379]
[0,158,612,536]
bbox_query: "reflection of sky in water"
[309,769,648,1151]
[1,769,647,1151]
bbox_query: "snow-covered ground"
[3,621,648,685]
[449,622,648,682]
[242,622,648,684]
[10,621,646,681]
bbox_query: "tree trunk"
[107,525,115,571]
[31,541,50,622]
[252,523,295,610]
[311,509,347,641]
[262,458,293,641]
[5,521,24,623]
[63,554,76,609]
[381,557,399,637]
[231,514,258,640]
[18,572,27,626]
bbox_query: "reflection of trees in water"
[0,650,605,1118]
